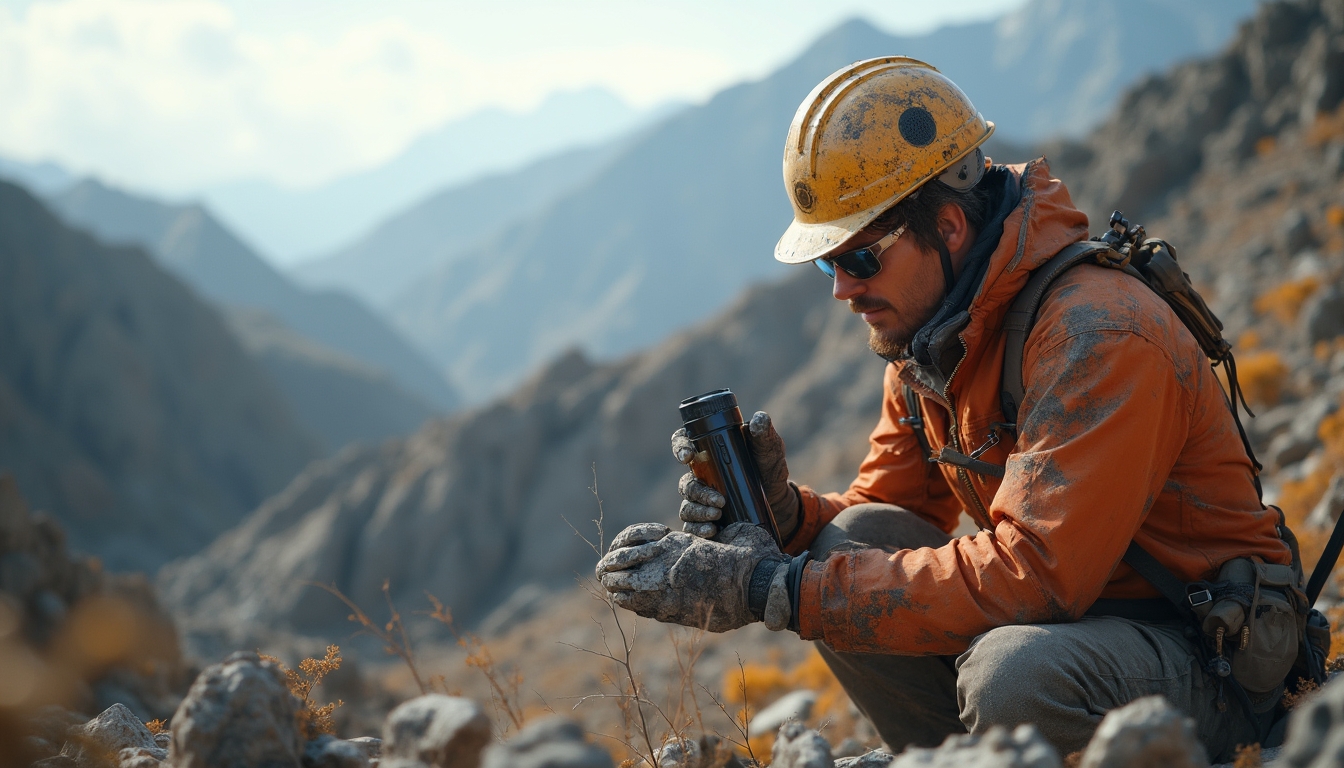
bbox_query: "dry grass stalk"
[260,645,343,738]
[422,593,526,733]
[312,579,532,737]
[559,467,664,767]
[313,580,427,694]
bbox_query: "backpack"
[900,211,1335,725]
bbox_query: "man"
[596,57,1292,760]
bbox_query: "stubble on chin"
[867,325,912,360]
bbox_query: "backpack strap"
[898,384,934,463]
[1000,241,1118,427]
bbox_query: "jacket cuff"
[796,560,826,641]
[784,485,831,556]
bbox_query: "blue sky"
[0,0,1025,190]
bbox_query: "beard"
[850,296,929,360]
[868,325,914,360]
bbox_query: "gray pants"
[811,504,1273,762]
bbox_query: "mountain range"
[161,0,1344,642]
[42,179,457,450]
[0,181,321,572]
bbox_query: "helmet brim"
[773,206,885,265]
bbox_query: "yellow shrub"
[1236,351,1290,406]
[1255,276,1322,324]
[260,645,343,739]
[722,648,857,755]
[1256,136,1278,156]
[1238,330,1262,351]
[1327,205,1344,229]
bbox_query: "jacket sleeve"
[795,327,1191,654]
[785,363,962,555]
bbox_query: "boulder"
[346,736,382,758]
[382,694,491,768]
[1268,394,1339,469]
[890,725,1060,768]
[835,752,895,768]
[60,703,157,767]
[771,722,833,768]
[833,739,870,759]
[655,734,741,768]
[1305,286,1344,346]
[749,690,817,735]
[1307,472,1344,530]
[117,746,168,767]
[482,716,612,768]
[1078,696,1206,768]
[168,651,304,768]
[303,734,371,768]
[1278,209,1315,255]
[1282,673,1344,766]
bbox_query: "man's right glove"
[671,411,801,541]
[595,521,792,632]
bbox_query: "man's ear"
[936,202,972,257]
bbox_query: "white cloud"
[0,0,1023,192]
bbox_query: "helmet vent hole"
[898,107,936,147]
[793,182,816,212]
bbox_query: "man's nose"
[832,267,865,302]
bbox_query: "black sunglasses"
[815,223,907,280]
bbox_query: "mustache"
[849,297,893,314]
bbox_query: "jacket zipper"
[942,335,994,530]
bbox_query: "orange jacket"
[786,160,1289,655]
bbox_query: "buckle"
[1188,589,1213,607]
[1093,246,1131,269]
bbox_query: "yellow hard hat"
[775,57,995,264]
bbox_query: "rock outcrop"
[1050,0,1344,225]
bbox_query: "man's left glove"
[595,521,789,633]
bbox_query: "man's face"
[826,224,948,359]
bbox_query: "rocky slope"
[384,0,1255,403]
[1048,0,1344,226]
[222,309,439,452]
[0,181,320,571]
[46,179,459,417]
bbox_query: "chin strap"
[938,240,956,294]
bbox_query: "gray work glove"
[671,411,801,541]
[595,521,788,632]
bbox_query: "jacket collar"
[898,158,1092,393]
